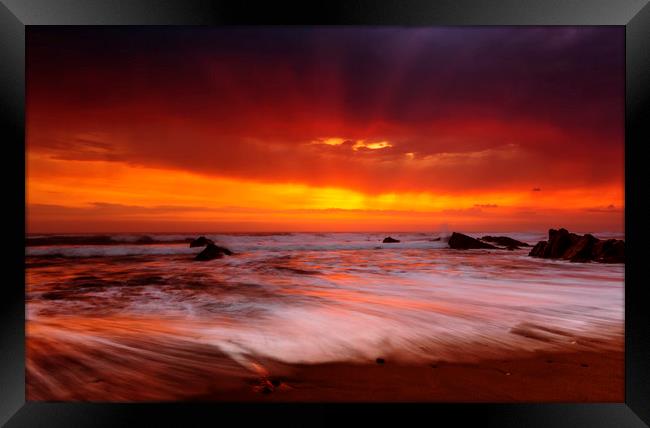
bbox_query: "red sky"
[26,27,624,233]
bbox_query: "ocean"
[25,231,625,399]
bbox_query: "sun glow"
[318,137,347,146]
[313,138,393,151]
[27,152,623,233]
[352,140,392,151]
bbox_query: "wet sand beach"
[28,327,623,402]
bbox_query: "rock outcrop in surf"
[189,236,233,261]
[189,236,214,248]
[448,232,497,250]
[481,236,530,248]
[528,228,624,263]
[447,233,532,250]
[194,243,233,261]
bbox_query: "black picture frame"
[1,1,649,426]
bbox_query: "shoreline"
[257,349,623,402]
[27,337,623,402]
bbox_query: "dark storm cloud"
[26,26,624,193]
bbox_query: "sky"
[26,27,624,233]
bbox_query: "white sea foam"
[26,232,624,366]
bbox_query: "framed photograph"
[2,1,649,426]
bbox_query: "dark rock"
[528,228,624,263]
[189,236,214,248]
[480,236,530,247]
[592,239,625,263]
[134,235,155,244]
[382,236,400,243]
[543,228,580,258]
[376,358,385,364]
[194,243,233,261]
[528,241,547,257]
[252,378,276,394]
[563,234,598,262]
[448,232,497,250]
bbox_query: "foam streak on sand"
[25,232,624,400]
